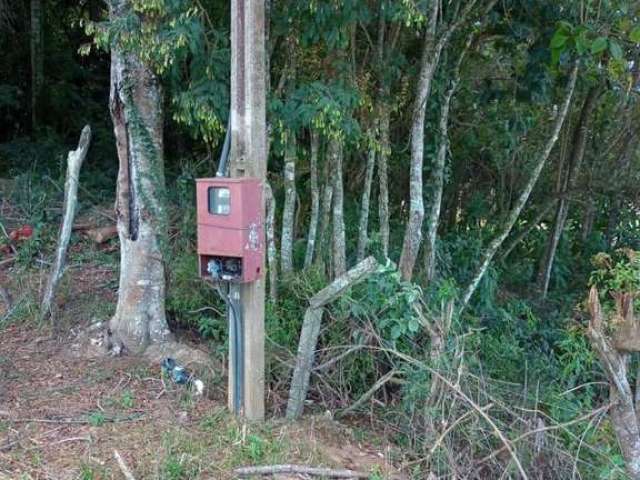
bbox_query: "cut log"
[39,125,91,325]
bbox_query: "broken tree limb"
[39,125,91,325]
[234,465,368,478]
[587,287,640,480]
[286,256,379,419]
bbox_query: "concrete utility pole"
[228,0,267,421]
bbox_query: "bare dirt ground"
[0,323,401,480]
[0,264,402,480]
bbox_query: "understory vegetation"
[2,0,640,479]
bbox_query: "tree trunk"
[500,198,556,261]
[398,1,440,282]
[378,103,391,259]
[356,144,376,262]
[265,182,278,302]
[423,39,469,282]
[606,131,639,248]
[108,0,172,352]
[304,130,321,268]
[315,180,333,270]
[581,199,596,242]
[30,0,43,130]
[330,139,346,278]
[397,0,487,281]
[537,86,600,298]
[460,63,579,310]
[280,135,296,274]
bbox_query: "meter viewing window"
[208,187,231,215]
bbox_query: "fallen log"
[39,125,91,325]
[234,464,368,478]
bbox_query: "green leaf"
[630,26,640,43]
[609,40,624,60]
[591,36,607,54]
[550,31,568,49]
[391,324,404,340]
[575,32,589,55]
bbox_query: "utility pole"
[228,0,266,421]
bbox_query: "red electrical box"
[196,177,263,282]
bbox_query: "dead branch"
[234,464,368,478]
[286,256,380,420]
[114,450,137,480]
[39,125,91,325]
[339,369,398,417]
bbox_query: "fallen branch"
[39,125,91,325]
[0,412,144,424]
[234,464,368,478]
[114,450,137,480]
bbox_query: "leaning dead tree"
[587,286,640,479]
[286,256,380,419]
[460,62,579,309]
[39,125,91,324]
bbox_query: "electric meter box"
[196,177,263,283]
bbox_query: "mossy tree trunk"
[107,0,172,352]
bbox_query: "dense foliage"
[2,0,640,478]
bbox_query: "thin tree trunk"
[537,86,600,298]
[304,130,320,268]
[315,181,333,269]
[265,182,278,302]
[280,136,297,274]
[423,38,469,282]
[356,144,376,262]
[500,198,556,261]
[606,131,639,247]
[30,0,43,130]
[398,0,482,281]
[378,103,390,259]
[398,0,440,282]
[108,0,172,351]
[286,256,379,420]
[39,126,91,324]
[460,63,579,310]
[330,139,346,278]
[581,199,596,242]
